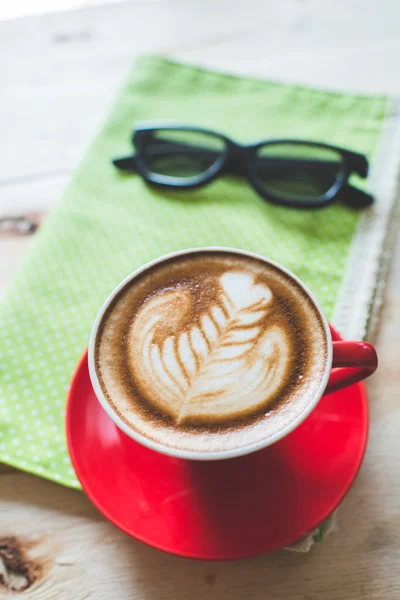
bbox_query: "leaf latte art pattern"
[127,271,291,425]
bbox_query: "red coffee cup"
[88,248,378,460]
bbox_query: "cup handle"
[324,340,378,395]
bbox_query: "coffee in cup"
[91,249,331,458]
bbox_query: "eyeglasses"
[113,123,373,209]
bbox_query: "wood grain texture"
[1,1,399,598]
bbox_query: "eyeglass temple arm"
[336,183,374,208]
[112,155,138,172]
[345,152,369,178]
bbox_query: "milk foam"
[128,271,290,424]
[95,252,329,455]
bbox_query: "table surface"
[1,1,400,598]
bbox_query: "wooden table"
[1,2,399,597]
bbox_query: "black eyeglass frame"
[113,122,372,209]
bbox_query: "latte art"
[128,272,291,425]
[94,251,329,455]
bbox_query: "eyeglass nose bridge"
[223,144,251,178]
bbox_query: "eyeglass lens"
[254,142,345,201]
[139,130,227,179]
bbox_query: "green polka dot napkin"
[0,56,399,490]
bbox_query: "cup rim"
[88,247,333,460]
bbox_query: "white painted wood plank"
[0,173,69,217]
[0,0,123,22]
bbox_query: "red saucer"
[66,327,368,560]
